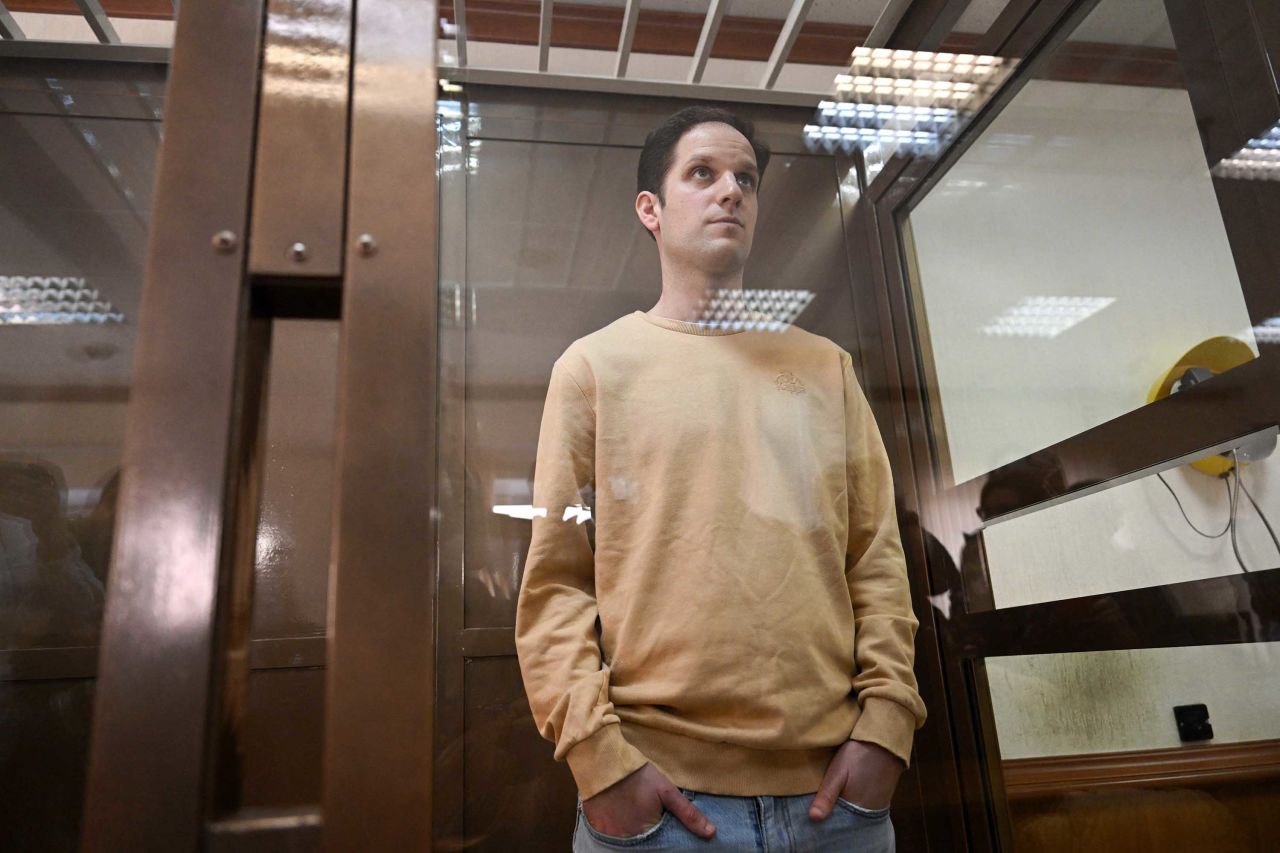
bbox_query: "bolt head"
[290,242,308,262]
[358,234,378,256]
[212,230,238,253]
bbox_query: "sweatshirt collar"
[634,309,773,336]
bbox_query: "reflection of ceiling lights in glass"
[0,276,125,325]
[811,47,1015,159]
[1212,121,1280,181]
[805,124,939,155]
[1254,317,1280,345]
[818,100,957,128]
[694,288,815,332]
[980,296,1115,338]
[491,504,547,520]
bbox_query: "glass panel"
[441,98,929,852]
[983,643,1280,851]
[0,67,337,846]
[904,0,1256,487]
[0,108,156,651]
[969,436,1280,610]
[458,138,858,631]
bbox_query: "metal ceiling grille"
[442,0,839,106]
[0,0,869,106]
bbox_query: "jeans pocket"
[834,797,891,820]
[580,807,671,847]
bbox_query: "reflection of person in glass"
[515,106,925,852]
[0,457,104,649]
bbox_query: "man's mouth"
[711,217,742,227]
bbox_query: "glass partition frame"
[856,0,1280,849]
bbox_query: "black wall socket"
[1173,703,1214,742]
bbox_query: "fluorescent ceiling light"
[1212,120,1280,181]
[980,296,1115,338]
[818,47,1016,162]
[0,275,125,325]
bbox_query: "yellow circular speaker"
[1146,336,1256,477]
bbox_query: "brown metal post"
[80,0,268,847]
[322,0,440,849]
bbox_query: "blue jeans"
[572,787,895,852]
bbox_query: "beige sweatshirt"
[514,309,926,800]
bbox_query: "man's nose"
[717,171,742,205]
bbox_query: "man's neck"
[648,264,745,324]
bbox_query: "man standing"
[515,106,926,852]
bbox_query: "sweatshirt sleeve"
[514,355,650,799]
[840,350,928,766]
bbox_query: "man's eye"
[738,173,756,188]
[692,166,711,179]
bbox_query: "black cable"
[1156,471,1231,538]
[1237,467,1280,561]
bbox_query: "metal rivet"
[212,230,237,253]
[290,242,308,262]
[358,234,378,257]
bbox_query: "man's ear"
[635,191,660,236]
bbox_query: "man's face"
[637,121,759,275]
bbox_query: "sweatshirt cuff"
[565,724,650,800]
[849,697,918,768]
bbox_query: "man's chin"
[703,243,750,274]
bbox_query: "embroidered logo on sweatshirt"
[775,370,806,395]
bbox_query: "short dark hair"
[637,106,772,206]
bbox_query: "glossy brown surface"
[322,0,440,849]
[78,0,266,846]
[248,0,351,277]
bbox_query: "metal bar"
[432,111,469,849]
[538,0,552,71]
[449,66,823,107]
[956,567,1280,658]
[759,0,814,90]
[687,0,726,84]
[614,0,639,78]
[866,0,973,52]
[249,0,352,277]
[974,0,1037,55]
[0,40,168,61]
[0,0,25,39]
[454,0,468,67]
[0,637,325,682]
[979,426,1280,530]
[864,0,914,49]
[324,0,439,849]
[78,0,266,846]
[74,0,122,44]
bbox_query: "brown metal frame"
[849,0,1280,850]
[79,0,268,846]
[77,0,441,848]
[322,0,440,849]
[248,0,353,278]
